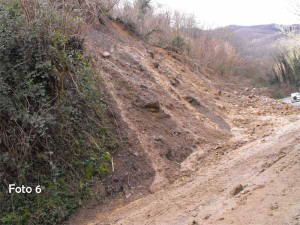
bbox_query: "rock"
[147,50,154,58]
[203,214,211,220]
[216,90,222,96]
[102,51,111,58]
[241,189,250,195]
[170,78,180,87]
[154,135,164,142]
[133,152,139,157]
[185,96,201,106]
[219,105,226,110]
[132,94,160,112]
[153,62,159,68]
[140,85,148,90]
[230,184,244,196]
[145,101,160,112]
[125,192,132,199]
[270,202,279,210]
[173,130,182,136]
[138,65,146,71]
[166,148,175,160]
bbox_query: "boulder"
[153,62,159,69]
[230,184,244,196]
[185,96,201,106]
[102,51,111,58]
[132,94,160,112]
[170,78,180,87]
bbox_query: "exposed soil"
[66,22,300,225]
[87,115,300,225]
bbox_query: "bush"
[271,49,300,88]
[169,35,186,50]
[0,2,115,224]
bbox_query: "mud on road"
[67,114,300,225]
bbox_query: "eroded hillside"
[66,21,300,225]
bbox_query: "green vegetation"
[0,1,115,224]
[271,49,300,89]
[169,35,187,50]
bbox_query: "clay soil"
[66,22,300,225]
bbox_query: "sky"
[154,0,299,27]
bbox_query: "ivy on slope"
[0,2,115,224]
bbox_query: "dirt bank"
[66,22,300,225]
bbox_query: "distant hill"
[230,24,300,32]
[228,24,300,59]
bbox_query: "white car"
[291,92,300,103]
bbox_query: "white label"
[8,184,42,194]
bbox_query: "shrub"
[0,2,115,224]
[169,35,186,50]
[271,49,300,88]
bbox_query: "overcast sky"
[154,0,299,27]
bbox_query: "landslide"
[67,21,300,225]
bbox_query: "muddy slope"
[85,22,234,192]
[91,114,300,225]
[67,22,300,225]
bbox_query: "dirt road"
[282,97,300,107]
[86,115,300,225]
